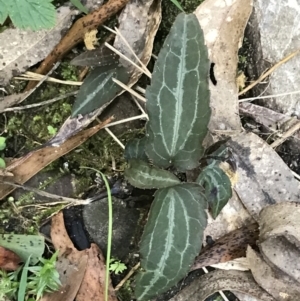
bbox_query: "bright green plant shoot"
[80,166,113,301]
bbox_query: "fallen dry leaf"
[0,246,22,271]
[50,212,118,301]
[0,6,76,86]
[247,246,300,301]
[45,0,161,146]
[191,223,258,271]
[227,133,300,220]
[25,0,131,91]
[195,0,252,133]
[0,89,35,113]
[40,255,88,301]
[170,270,275,301]
[0,117,113,200]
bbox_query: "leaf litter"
[1,0,300,299]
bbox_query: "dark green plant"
[123,13,232,300]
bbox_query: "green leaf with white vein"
[145,13,210,171]
[124,159,180,189]
[135,183,207,300]
[124,137,148,161]
[72,65,130,116]
[197,164,232,219]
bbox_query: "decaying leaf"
[191,223,258,271]
[0,117,112,200]
[169,270,275,301]
[0,6,76,85]
[0,89,34,113]
[48,0,161,145]
[0,246,21,271]
[195,0,253,133]
[226,133,300,220]
[40,255,88,301]
[50,212,118,301]
[247,246,300,301]
[24,0,131,91]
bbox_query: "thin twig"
[3,91,78,112]
[115,262,141,291]
[104,42,148,77]
[239,90,300,102]
[114,27,151,77]
[135,86,146,95]
[15,72,82,86]
[112,78,147,105]
[102,25,151,77]
[96,117,125,149]
[202,267,230,301]
[130,95,147,116]
[239,49,300,95]
[1,180,89,205]
[104,114,148,128]
[271,121,300,148]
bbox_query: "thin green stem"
[80,166,113,301]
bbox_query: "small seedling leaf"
[135,183,207,300]
[0,136,6,151]
[18,256,31,301]
[70,0,88,14]
[72,65,130,116]
[0,157,6,168]
[197,164,232,219]
[2,0,56,31]
[0,234,44,265]
[145,13,211,171]
[124,159,181,189]
[124,137,148,161]
[169,0,184,12]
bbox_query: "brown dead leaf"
[40,255,88,301]
[191,223,258,271]
[0,117,113,200]
[0,6,76,86]
[170,270,275,301]
[44,0,161,147]
[247,246,300,301]
[195,0,252,133]
[25,0,131,91]
[50,212,118,301]
[0,246,21,271]
[259,202,300,283]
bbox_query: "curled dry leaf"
[0,6,76,85]
[50,212,118,301]
[191,223,258,271]
[169,270,275,301]
[194,0,252,133]
[246,202,300,301]
[247,246,300,301]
